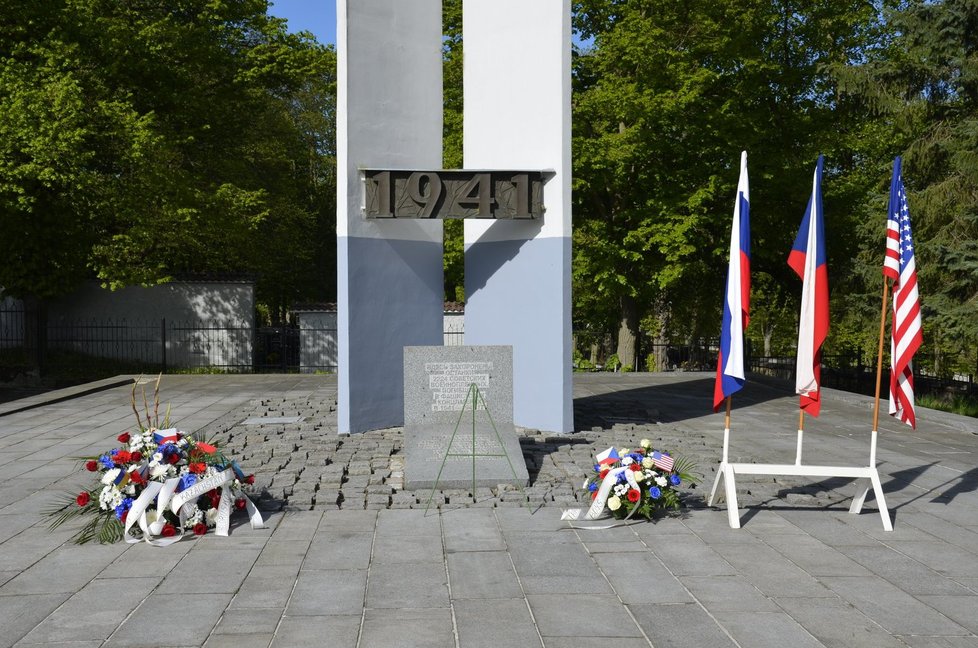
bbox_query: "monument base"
[403,345,529,490]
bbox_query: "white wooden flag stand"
[710,275,896,532]
[707,416,892,531]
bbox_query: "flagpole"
[795,409,804,466]
[871,277,890,465]
[723,396,732,463]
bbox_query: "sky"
[268,0,337,44]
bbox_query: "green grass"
[917,392,978,418]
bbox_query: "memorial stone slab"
[403,346,529,490]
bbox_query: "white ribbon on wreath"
[561,464,643,530]
[123,468,265,546]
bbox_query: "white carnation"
[655,476,668,487]
[101,468,121,486]
[621,456,634,466]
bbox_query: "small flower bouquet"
[581,439,698,521]
[48,377,265,545]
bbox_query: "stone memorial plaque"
[403,345,529,489]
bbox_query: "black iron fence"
[0,303,341,375]
[0,301,465,377]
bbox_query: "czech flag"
[595,447,620,466]
[714,151,751,412]
[788,155,830,417]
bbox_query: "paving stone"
[441,508,505,552]
[0,593,71,648]
[301,533,372,570]
[453,599,541,648]
[712,611,824,648]
[16,577,160,644]
[270,615,360,648]
[775,596,914,648]
[211,607,283,635]
[204,633,275,648]
[711,541,833,598]
[372,533,444,564]
[359,608,453,648]
[0,542,127,595]
[838,545,974,596]
[592,552,692,604]
[916,596,978,634]
[366,562,449,608]
[447,551,521,599]
[508,542,612,595]
[104,592,232,647]
[629,603,738,648]
[821,575,971,636]
[286,569,366,616]
[528,594,643,638]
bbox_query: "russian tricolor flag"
[788,155,830,417]
[714,151,751,412]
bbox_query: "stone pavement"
[0,372,977,647]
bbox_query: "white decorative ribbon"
[561,465,642,529]
[123,467,265,545]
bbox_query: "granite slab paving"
[0,372,975,647]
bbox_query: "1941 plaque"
[403,345,529,490]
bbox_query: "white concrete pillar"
[336,0,444,434]
[463,0,574,433]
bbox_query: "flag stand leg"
[722,463,741,528]
[709,398,733,507]
[795,410,805,466]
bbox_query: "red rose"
[131,451,142,462]
[160,523,176,537]
[193,523,207,536]
[117,432,131,444]
[234,498,247,510]
[627,489,641,503]
[168,453,180,465]
[114,451,132,464]
[630,463,642,472]
[76,492,90,506]
[245,475,255,485]
[85,460,98,472]
[598,469,609,480]
[209,491,222,508]
[189,462,206,474]
[129,470,146,486]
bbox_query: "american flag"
[883,157,923,428]
[650,451,674,472]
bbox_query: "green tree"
[0,0,336,321]
[572,0,880,368]
[837,0,978,377]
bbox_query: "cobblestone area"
[197,388,849,513]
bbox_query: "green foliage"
[917,392,978,418]
[0,0,336,317]
[442,0,464,301]
[46,488,123,544]
[572,0,880,357]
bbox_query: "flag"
[714,151,751,412]
[650,451,674,472]
[595,447,620,466]
[788,155,830,417]
[884,156,923,428]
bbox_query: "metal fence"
[0,302,466,376]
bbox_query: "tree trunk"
[763,320,775,356]
[652,298,671,371]
[616,295,639,370]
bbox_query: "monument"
[336,0,573,435]
[403,346,529,490]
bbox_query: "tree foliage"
[0,0,336,318]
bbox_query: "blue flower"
[670,474,681,486]
[588,482,598,492]
[114,497,133,520]
[627,452,643,463]
[98,454,114,469]
[593,464,601,473]
[179,473,197,492]
[649,486,662,499]
[616,472,628,484]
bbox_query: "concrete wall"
[296,311,339,373]
[463,0,574,433]
[42,281,254,367]
[336,0,445,433]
